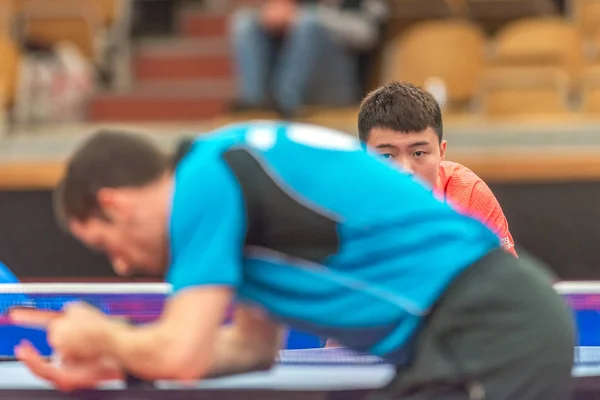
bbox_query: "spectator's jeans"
[231,8,361,115]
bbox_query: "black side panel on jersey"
[172,137,195,168]
[222,148,340,264]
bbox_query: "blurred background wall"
[0,0,600,281]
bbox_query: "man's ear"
[440,140,447,161]
[97,187,124,220]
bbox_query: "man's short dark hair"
[54,130,170,226]
[357,81,443,143]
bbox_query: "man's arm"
[100,286,234,381]
[468,181,517,257]
[440,162,517,257]
[99,289,284,382]
[98,153,281,381]
[203,304,285,378]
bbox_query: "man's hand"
[11,302,117,361]
[48,303,117,360]
[15,340,123,392]
[260,0,297,34]
[11,287,235,383]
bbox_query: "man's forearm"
[101,321,190,381]
[102,322,281,381]
[203,325,284,379]
[99,300,283,382]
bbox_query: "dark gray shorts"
[370,249,576,400]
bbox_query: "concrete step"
[178,1,265,37]
[180,12,229,38]
[88,80,236,122]
[134,37,233,82]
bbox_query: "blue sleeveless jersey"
[167,121,500,364]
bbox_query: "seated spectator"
[229,0,387,118]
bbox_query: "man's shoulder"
[177,122,264,168]
[437,160,498,212]
[173,135,244,205]
[438,163,515,254]
[438,160,485,189]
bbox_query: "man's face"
[68,188,169,278]
[366,127,447,188]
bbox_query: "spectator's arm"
[315,0,388,50]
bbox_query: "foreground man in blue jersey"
[13,123,574,399]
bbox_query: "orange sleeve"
[464,181,517,257]
[439,162,517,257]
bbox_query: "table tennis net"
[0,281,600,363]
[0,281,596,320]
[0,283,169,324]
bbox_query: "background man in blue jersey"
[13,123,575,399]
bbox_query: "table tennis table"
[0,347,597,399]
[0,281,600,399]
